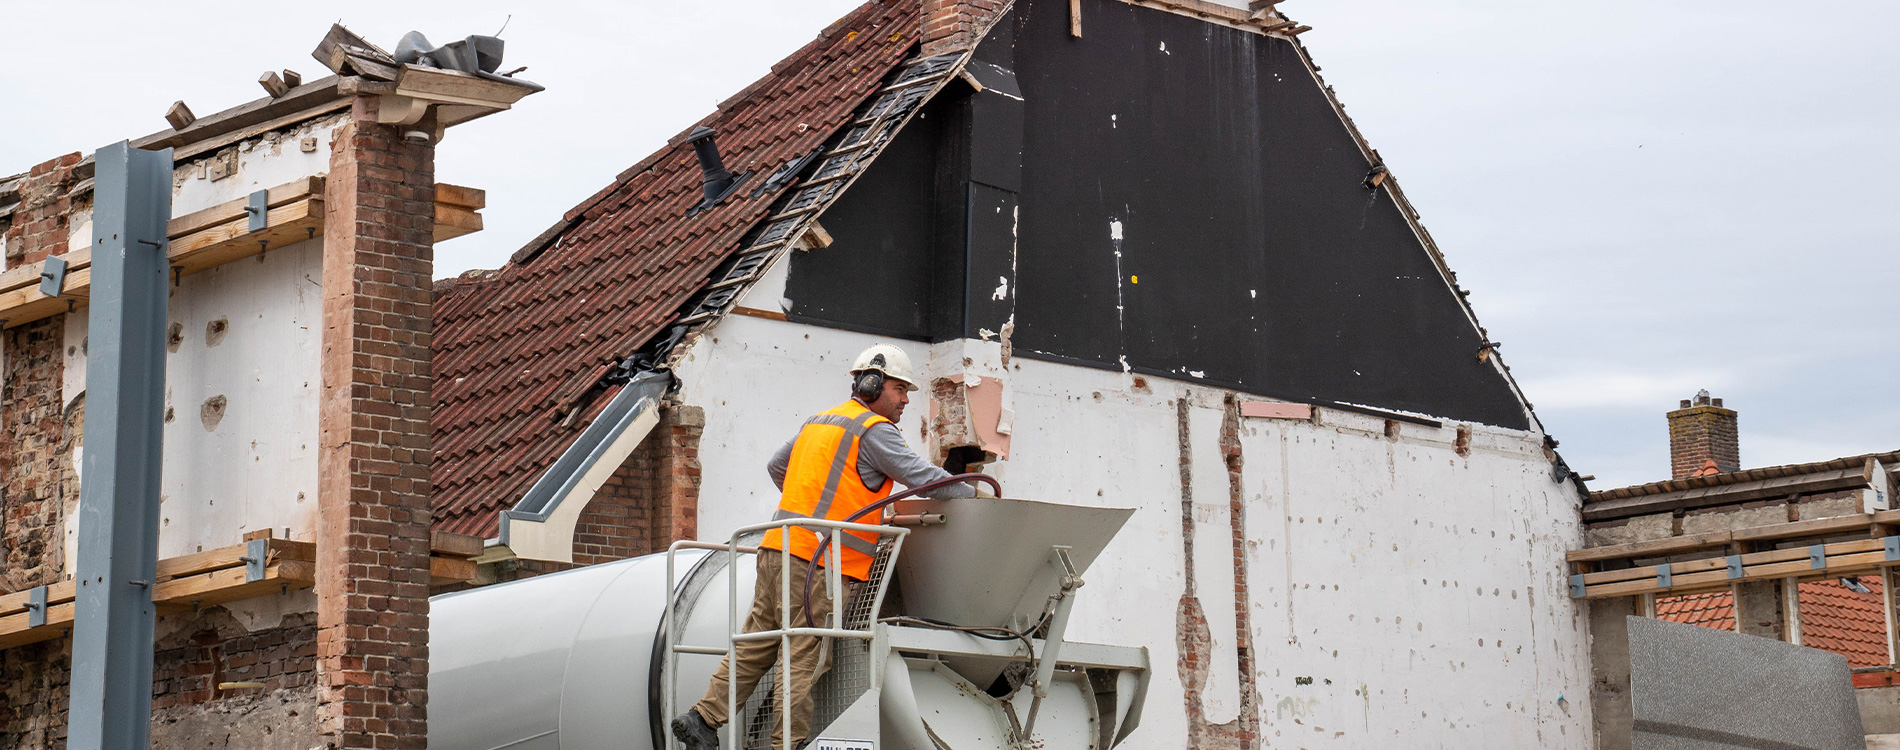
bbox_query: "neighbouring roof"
[430,0,924,537]
[1658,577,1888,669]
[1584,450,1899,523]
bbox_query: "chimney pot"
[1667,392,1739,479]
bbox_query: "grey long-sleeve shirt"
[767,419,977,499]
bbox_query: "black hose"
[877,615,1037,664]
[797,473,1001,626]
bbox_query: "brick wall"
[1,154,81,598]
[152,611,318,710]
[922,0,1006,56]
[572,404,704,566]
[0,641,71,749]
[316,98,437,750]
[1,319,67,595]
[1667,393,1739,479]
[4,153,80,268]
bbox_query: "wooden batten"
[0,532,483,650]
[1568,510,1900,600]
[0,177,485,329]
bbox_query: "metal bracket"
[39,256,67,297]
[26,586,47,628]
[1726,555,1744,579]
[244,189,269,233]
[1886,536,1899,563]
[1657,566,1672,589]
[242,538,269,582]
[1809,544,1827,569]
[1021,546,1082,740]
[1569,574,1585,599]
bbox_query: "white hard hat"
[851,344,918,390]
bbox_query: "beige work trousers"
[692,548,847,749]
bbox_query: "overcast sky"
[4,1,1893,490]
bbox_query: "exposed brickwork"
[922,0,1006,57]
[1,318,68,595]
[1,153,79,599]
[153,611,318,710]
[573,405,704,566]
[926,376,974,464]
[1667,392,1739,479]
[1174,397,1262,750]
[3,153,81,269]
[316,99,437,750]
[0,639,71,749]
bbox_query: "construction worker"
[672,344,984,750]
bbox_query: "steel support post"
[67,141,171,750]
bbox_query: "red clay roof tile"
[430,0,923,538]
[1656,577,1888,670]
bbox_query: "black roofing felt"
[786,0,1533,429]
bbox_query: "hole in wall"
[201,395,227,431]
[205,317,229,347]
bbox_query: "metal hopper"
[889,496,1135,630]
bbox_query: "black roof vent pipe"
[685,126,748,213]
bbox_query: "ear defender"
[854,370,886,401]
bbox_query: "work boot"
[671,709,721,750]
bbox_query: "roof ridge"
[1591,449,1900,501]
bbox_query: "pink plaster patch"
[1238,401,1312,420]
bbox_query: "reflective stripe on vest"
[760,400,893,580]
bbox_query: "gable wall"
[672,313,1592,747]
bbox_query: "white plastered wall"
[60,118,335,581]
[673,313,1592,747]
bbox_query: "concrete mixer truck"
[427,495,1151,750]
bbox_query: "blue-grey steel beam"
[67,141,171,750]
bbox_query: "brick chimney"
[922,0,1005,57]
[1667,390,1739,479]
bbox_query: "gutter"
[485,369,672,563]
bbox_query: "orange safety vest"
[761,399,894,580]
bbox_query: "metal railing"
[663,517,910,750]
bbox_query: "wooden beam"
[258,71,290,99]
[1,177,484,328]
[1583,467,1872,521]
[1569,511,1900,563]
[435,184,486,210]
[430,556,478,586]
[168,176,324,239]
[392,65,534,110]
[0,581,75,619]
[0,556,316,652]
[1580,537,1898,599]
[0,602,74,650]
[434,203,484,243]
[0,176,324,298]
[430,531,486,559]
[165,101,196,130]
[1071,0,1083,37]
[155,538,314,583]
[153,560,317,614]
